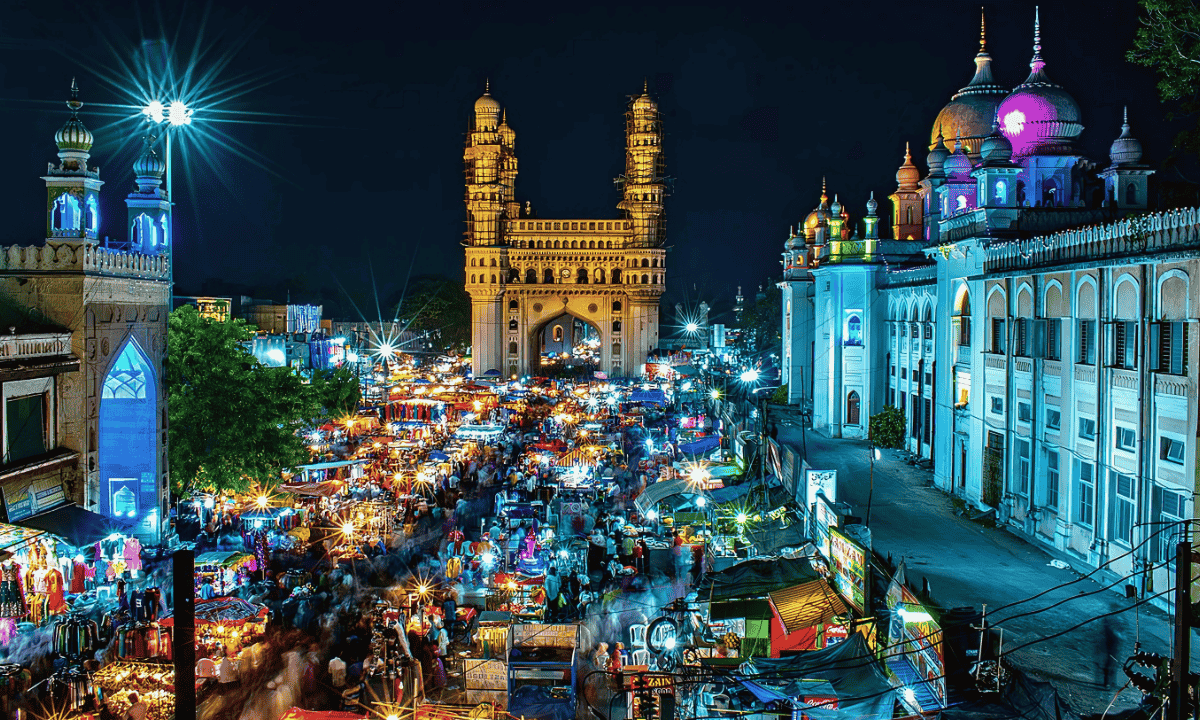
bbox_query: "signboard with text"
[805,469,837,507]
[812,494,839,562]
[3,473,66,522]
[829,528,867,612]
[464,658,508,708]
[885,564,946,709]
[512,623,578,649]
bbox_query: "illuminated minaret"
[43,80,102,244]
[619,82,666,247]
[464,82,514,247]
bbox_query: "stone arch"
[1113,274,1139,320]
[1044,280,1064,317]
[1158,270,1189,320]
[986,285,1006,318]
[641,274,649,284]
[1016,283,1033,318]
[954,283,971,315]
[525,268,536,284]
[99,336,158,523]
[529,310,604,373]
[1076,276,1097,318]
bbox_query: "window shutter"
[1032,319,1045,359]
[1151,323,1163,371]
[1171,322,1185,374]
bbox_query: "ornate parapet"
[984,207,1200,275]
[0,243,168,281]
[882,263,937,288]
[0,333,73,361]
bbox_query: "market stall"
[93,660,175,720]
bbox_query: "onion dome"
[474,80,501,129]
[498,109,515,146]
[926,127,950,177]
[633,79,657,112]
[979,121,1014,165]
[866,191,878,217]
[55,79,93,153]
[930,11,1008,159]
[133,136,165,180]
[996,8,1083,157]
[1109,107,1144,166]
[944,134,974,178]
[802,178,832,237]
[896,143,920,189]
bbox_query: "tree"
[311,366,361,417]
[869,405,906,449]
[739,282,783,354]
[391,275,472,352]
[167,306,328,497]
[1128,0,1200,161]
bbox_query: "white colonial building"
[781,12,1195,601]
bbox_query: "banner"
[3,473,66,522]
[512,623,577,648]
[828,528,867,612]
[812,495,839,562]
[805,469,837,507]
[781,447,798,496]
[885,563,946,709]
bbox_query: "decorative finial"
[643,78,648,94]
[980,8,987,52]
[954,129,962,153]
[502,108,507,123]
[1031,6,1044,70]
[936,123,945,144]
[1123,105,1129,127]
[905,141,912,161]
[485,78,490,94]
[67,78,82,115]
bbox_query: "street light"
[866,445,881,527]
[685,322,699,334]
[143,98,193,293]
[739,369,759,384]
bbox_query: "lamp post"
[143,99,193,295]
[866,444,881,527]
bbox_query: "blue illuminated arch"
[99,339,158,525]
[53,193,81,232]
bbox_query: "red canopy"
[161,596,268,627]
[280,709,367,720]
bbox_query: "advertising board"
[828,528,867,612]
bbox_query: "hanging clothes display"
[123,537,143,574]
[52,615,99,657]
[70,559,86,594]
[0,563,24,619]
[50,667,93,712]
[45,568,67,615]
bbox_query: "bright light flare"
[736,512,748,524]
[341,521,355,536]
[740,369,760,383]
[256,495,268,508]
[664,636,676,650]
[709,389,720,399]
[685,322,699,333]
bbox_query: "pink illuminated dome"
[928,11,1008,161]
[996,8,1083,158]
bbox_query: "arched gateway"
[463,84,666,378]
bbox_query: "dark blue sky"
[0,0,1179,320]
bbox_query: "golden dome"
[633,79,656,111]
[896,143,920,189]
[55,79,93,153]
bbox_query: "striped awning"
[769,579,849,634]
[555,448,599,468]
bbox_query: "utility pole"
[1170,537,1192,720]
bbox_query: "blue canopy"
[428,451,450,461]
[630,389,667,406]
[709,482,753,504]
[679,436,721,455]
[739,678,793,704]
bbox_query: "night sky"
[0,1,1180,321]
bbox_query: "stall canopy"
[555,448,599,468]
[162,596,268,627]
[630,389,667,406]
[0,522,45,554]
[279,481,341,498]
[694,556,820,602]
[679,436,720,455]
[769,580,849,634]
[634,477,693,515]
[297,459,367,472]
[708,482,753,505]
[280,709,367,720]
[19,504,134,548]
[744,633,896,719]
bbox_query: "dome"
[1109,107,1144,166]
[979,122,1014,165]
[498,109,515,146]
[926,128,950,176]
[133,138,165,179]
[996,10,1083,157]
[944,136,974,178]
[896,143,920,189]
[929,12,1007,159]
[802,180,831,237]
[55,80,93,153]
[474,91,500,117]
[633,84,657,112]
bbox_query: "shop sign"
[821,623,848,648]
[805,469,837,507]
[766,439,783,479]
[512,623,577,648]
[464,659,507,690]
[812,495,839,562]
[828,528,866,613]
[3,473,66,522]
[781,447,798,495]
[885,564,946,708]
[707,617,745,637]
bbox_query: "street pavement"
[774,423,1199,716]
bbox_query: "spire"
[905,141,912,162]
[501,108,507,123]
[820,176,828,206]
[643,77,648,94]
[1030,6,1045,73]
[1123,105,1129,130]
[979,8,987,52]
[67,77,81,116]
[485,78,490,94]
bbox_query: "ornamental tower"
[889,143,923,240]
[125,136,172,256]
[43,80,102,244]
[618,82,666,248]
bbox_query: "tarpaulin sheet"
[679,436,720,455]
[746,633,896,720]
[693,556,820,602]
[630,389,667,406]
[634,477,692,515]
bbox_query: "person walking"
[544,566,562,621]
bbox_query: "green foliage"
[1128,0,1200,160]
[770,384,789,404]
[167,306,330,497]
[392,276,472,352]
[311,366,361,417]
[869,405,906,449]
[739,282,783,354]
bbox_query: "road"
[775,423,1197,715]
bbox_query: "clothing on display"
[0,562,25,618]
[52,615,99,657]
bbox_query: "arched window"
[131,213,158,251]
[526,269,537,284]
[846,391,861,425]
[956,195,968,212]
[641,274,649,284]
[508,342,518,354]
[612,343,622,356]
[508,268,519,282]
[99,340,157,521]
[490,258,497,267]
[577,268,588,284]
[572,240,578,249]
[654,274,660,284]
[613,321,622,332]
[544,268,554,284]
[53,193,82,233]
[606,241,613,249]
[612,269,622,284]
[470,258,476,267]
[1042,178,1058,207]
[958,291,972,347]
[589,241,596,249]
[1126,184,1137,205]
[537,240,544,249]
[612,301,622,312]
[160,214,169,250]
[490,274,497,284]
[641,258,649,268]
[509,299,519,309]
[595,268,606,284]
[553,325,564,342]
[86,195,99,235]
[471,274,476,283]
[846,315,863,346]
[906,205,913,224]
[509,319,518,330]
[994,180,1007,204]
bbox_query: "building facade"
[463,84,666,378]
[781,13,1195,603]
[0,83,170,539]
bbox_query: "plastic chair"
[629,623,647,648]
[630,648,650,666]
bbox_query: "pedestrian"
[634,537,648,576]
[124,692,149,720]
[1100,617,1120,687]
[544,566,562,621]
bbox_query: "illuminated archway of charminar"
[463,82,666,378]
